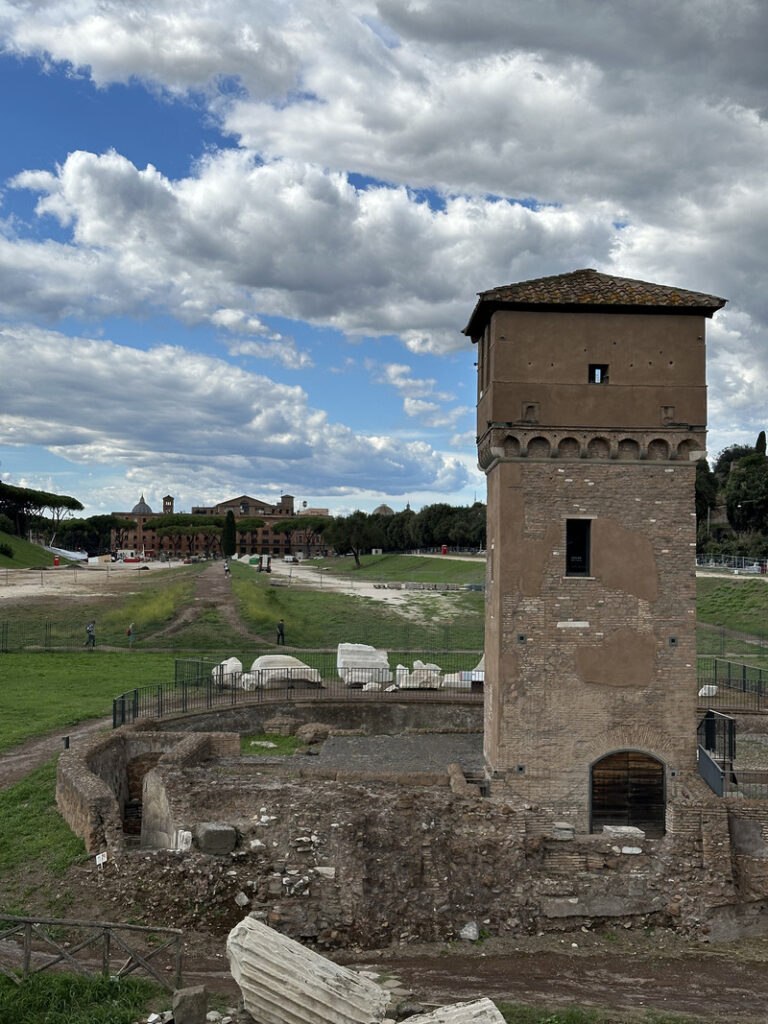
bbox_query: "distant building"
[111,492,330,559]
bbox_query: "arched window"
[590,751,665,837]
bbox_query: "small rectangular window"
[588,364,609,384]
[566,519,591,576]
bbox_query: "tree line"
[696,431,768,557]
[10,444,765,565]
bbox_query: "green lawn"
[0,974,159,1024]
[0,560,766,757]
[230,560,485,650]
[0,529,66,568]
[696,577,768,637]
[0,652,176,753]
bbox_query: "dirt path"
[0,717,112,790]
[350,939,768,1023]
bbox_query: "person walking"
[276,619,285,645]
[127,622,134,648]
[84,620,96,649]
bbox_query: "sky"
[0,1,766,519]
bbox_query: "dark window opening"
[588,363,609,384]
[565,519,591,576]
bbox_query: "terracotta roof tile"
[464,268,726,338]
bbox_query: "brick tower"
[463,269,726,834]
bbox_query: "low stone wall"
[56,725,240,854]
[143,699,483,739]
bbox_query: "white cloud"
[0,324,469,500]
[5,148,620,355]
[1,0,767,509]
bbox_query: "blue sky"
[0,2,766,518]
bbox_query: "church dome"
[372,504,395,517]
[131,494,153,515]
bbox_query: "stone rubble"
[131,949,503,1024]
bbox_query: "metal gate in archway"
[590,750,665,837]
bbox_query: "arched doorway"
[590,751,666,837]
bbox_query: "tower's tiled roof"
[463,268,726,339]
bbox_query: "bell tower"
[464,269,726,834]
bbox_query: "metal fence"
[113,651,484,727]
[0,617,482,654]
[0,914,183,990]
[696,657,768,711]
[697,555,768,574]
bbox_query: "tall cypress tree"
[222,509,237,558]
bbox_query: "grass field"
[0,529,65,568]
[1,559,767,754]
[0,652,177,753]
[230,560,484,649]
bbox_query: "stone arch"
[503,434,521,458]
[590,750,666,837]
[587,436,611,460]
[557,436,581,459]
[617,438,640,460]
[677,438,699,461]
[526,436,551,458]
[647,438,670,461]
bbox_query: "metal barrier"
[114,652,484,727]
[0,914,183,990]
[696,657,768,712]
[697,745,725,797]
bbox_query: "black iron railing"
[114,651,483,727]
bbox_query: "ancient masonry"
[464,268,726,833]
[55,270,768,949]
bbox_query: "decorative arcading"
[477,426,704,470]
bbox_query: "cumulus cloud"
[6,148,621,354]
[0,325,470,496]
[0,0,767,505]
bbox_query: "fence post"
[132,688,139,723]
[23,922,31,979]
[103,927,111,978]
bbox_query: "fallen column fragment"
[402,999,505,1023]
[227,916,390,1024]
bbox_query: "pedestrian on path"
[126,622,134,648]
[276,619,285,645]
[84,620,96,649]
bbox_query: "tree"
[724,451,768,533]
[273,515,331,557]
[234,517,266,556]
[0,482,83,540]
[757,430,767,456]
[384,508,417,551]
[222,510,237,558]
[325,511,372,567]
[713,444,755,487]
[695,459,718,536]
